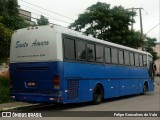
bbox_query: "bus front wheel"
[93,85,103,104]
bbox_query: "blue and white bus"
[10,25,155,104]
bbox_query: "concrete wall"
[153,43,160,74]
[19,9,31,21]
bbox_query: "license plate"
[27,82,36,86]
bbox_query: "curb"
[0,104,39,112]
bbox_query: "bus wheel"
[143,83,148,95]
[93,85,103,104]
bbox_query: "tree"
[0,23,13,64]
[69,2,144,48]
[144,37,158,61]
[0,0,30,30]
[6,0,19,16]
[37,15,49,26]
[69,2,159,60]
[0,0,6,16]
[0,0,30,64]
[2,15,30,30]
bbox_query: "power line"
[20,4,72,24]
[145,23,160,35]
[20,12,71,24]
[143,9,159,22]
[19,0,75,21]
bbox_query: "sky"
[18,0,160,42]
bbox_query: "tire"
[93,85,103,104]
[143,84,147,95]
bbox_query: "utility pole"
[131,7,134,31]
[127,7,144,50]
[127,7,143,34]
[139,8,143,35]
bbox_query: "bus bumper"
[10,92,64,103]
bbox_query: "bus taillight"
[53,75,60,89]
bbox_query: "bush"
[0,76,12,103]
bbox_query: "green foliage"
[0,0,30,30]
[0,0,7,16]
[2,15,30,30]
[0,23,13,64]
[0,0,30,64]
[69,2,158,59]
[0,77,11,103]
[6,0,19,16]
[144,37,158,61]
[37,15,49,26]
[69,2,144,49]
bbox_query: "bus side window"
[111,47,118,64]
[143,55,147,66]
[124,51,130,65]
[76,40,86,60]
[135,53,139,67]
[105,47,111,63]
[63,37,75,59]
[130,52,135,66]
[118,50,124,65]
[139,55,143,67]
[87,43,95,61]
[96,44,104,63]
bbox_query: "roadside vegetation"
[0,76,12,103]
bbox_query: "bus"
[10,25,155,104]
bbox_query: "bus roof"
[16,25,152,56]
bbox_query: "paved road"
[16,88,160,112]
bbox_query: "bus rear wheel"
[93,85,103,104]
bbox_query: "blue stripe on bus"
[10,61,154,103]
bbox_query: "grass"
[0,76,12,104]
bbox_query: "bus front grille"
[67,79,79,100]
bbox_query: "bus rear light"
[53,75,60,89]
[50,97,63,101]
[50,98,57,101]
[27,82,36,87]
